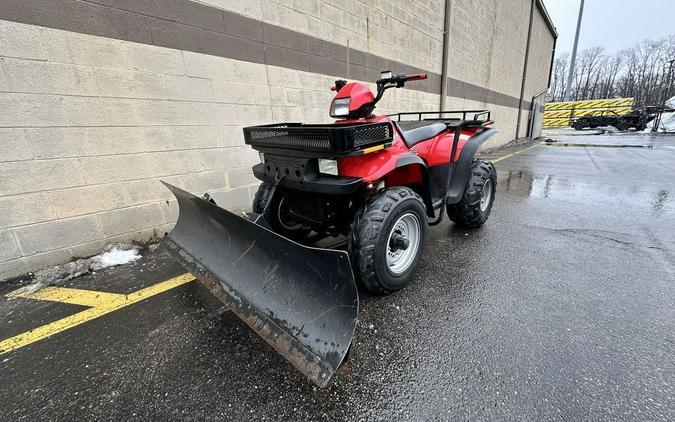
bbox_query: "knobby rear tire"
[446,160,497,228]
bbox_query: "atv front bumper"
[253,162,362,195]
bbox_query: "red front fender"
[338,138,410,182]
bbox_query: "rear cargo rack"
[387,110,493,128]
[388,110,494,205]
[243,122,393,155]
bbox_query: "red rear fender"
[414,130,476,166]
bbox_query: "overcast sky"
[543,0,675,57]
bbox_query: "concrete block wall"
[197,0,446,74]
[446,0,525,96]
[0,0,555,280]
[524,5,555,98]
[0,21,264,278]
[444,0,555,143]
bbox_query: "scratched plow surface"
[163,183,358,387]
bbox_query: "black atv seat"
[395,121,448,148]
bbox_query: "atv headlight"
[330,97,351,118]
[318,158,338,176]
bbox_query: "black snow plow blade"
[161,182,358,387]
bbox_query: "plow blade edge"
[162,182,358,387]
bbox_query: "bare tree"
[574,46,605,100]
[551,34,675,106]
[548,53,569,101]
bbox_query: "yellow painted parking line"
[7,286,126,307]
[492,143,540,163]
[0,273,195,354]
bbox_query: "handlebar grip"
[405,73,427,81]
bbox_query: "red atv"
[162,71,497,386]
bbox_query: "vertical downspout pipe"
[547,35,557,89]
[515,0,535,139]
[439,0,452,111]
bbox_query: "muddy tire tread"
[446,160,497,228]
[349,186,426,294]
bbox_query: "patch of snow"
[21,243,142,293]
[645,111,675,133]
[644,96,675,133]
[25,281,47,294]
[90,245,141,270]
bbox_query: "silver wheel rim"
[386,213,421,275]
[480,179,493,212]
[277,197,303,230]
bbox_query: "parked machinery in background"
[570,110,622,130]
[618,106,661,131]
[570,107,662,131]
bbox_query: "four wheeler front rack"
[243,122,394,157]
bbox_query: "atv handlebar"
[329,71,428,106]
[404,73,428,82]
[374,72,427,104]
[375,72,427,86]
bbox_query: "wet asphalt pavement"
[1,132,674,421]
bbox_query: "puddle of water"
[500,170,673,217]
[544,142,654,149]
